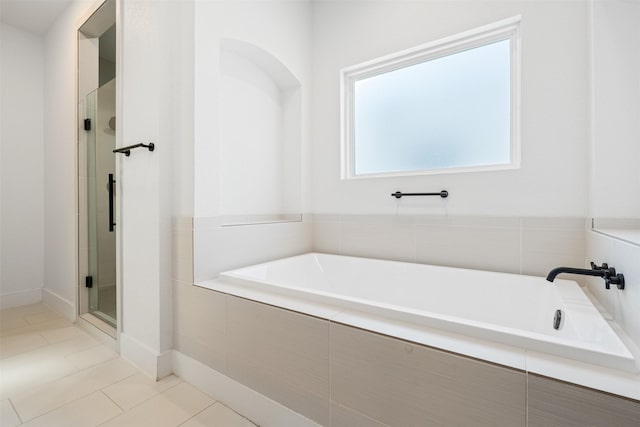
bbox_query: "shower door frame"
[76,0,122,342]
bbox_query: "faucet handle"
[603,269,625,291]
[607,272,625,290]
[591,262,609,271]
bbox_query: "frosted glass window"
[341,18,520,178]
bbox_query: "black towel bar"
[391,190,448,199]
[113,142,155,156]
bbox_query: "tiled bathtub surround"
[312,214,586,279]
[178,291,640,426]
[180,213,640,424]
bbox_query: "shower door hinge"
[85,276,93,288]
[84,119,91,131]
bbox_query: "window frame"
[340,16,521,179]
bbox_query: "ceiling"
[0,0,75,35]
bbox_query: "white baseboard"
[120,333,173,380]
[0,288,42,309]
[42,288,75,321]
[171,350,318,427]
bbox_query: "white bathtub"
[206,253,637,374]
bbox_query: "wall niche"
[219,38,302,226]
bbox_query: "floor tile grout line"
[5,356,136,413]
[0,321,74,340]
[39,326,96,346]
[95,380,196,427]
[23,315,66,327]
[60,348,132,377]
[16,390,106,424]
[99,389,127,413]
[100,374,184,413]
[175,401,217,427]
[63,342,118,367]
[93,390,126,427]
[7,398,24,425]
[97,368,142,405]
[1,345,107,386]
[0,342,49,361]
[218,402,258,427]
[3,313,65,323]
[156,379,187,396]
[98,369,141,398]
[11,359,141,423]
[2,309,51,329]
[0,326,95,361]
[0,307,64,338]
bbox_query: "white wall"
[590,0,640,219]
[41,0,98,318]
[0,24,45,308]
[311,0,590,217]
[119,0,195,378]
[584,0,640,353]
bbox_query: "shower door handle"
[108,173,115,232]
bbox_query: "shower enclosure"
[81,80,117,327]
[78,0,117,334]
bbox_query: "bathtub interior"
[219,253,637,372]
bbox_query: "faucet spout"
[546,266,604,282]
[546,262,625,290]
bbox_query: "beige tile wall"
[330,322,527,427]
[226,297,330,426]
[172,217,227,373]
[172,285,226,373]
[313,214,586,280]
[527,374,640,426]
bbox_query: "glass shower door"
[84,79,117,327]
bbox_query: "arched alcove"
[219,38,302,225]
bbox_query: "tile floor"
[0,303,256,427]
